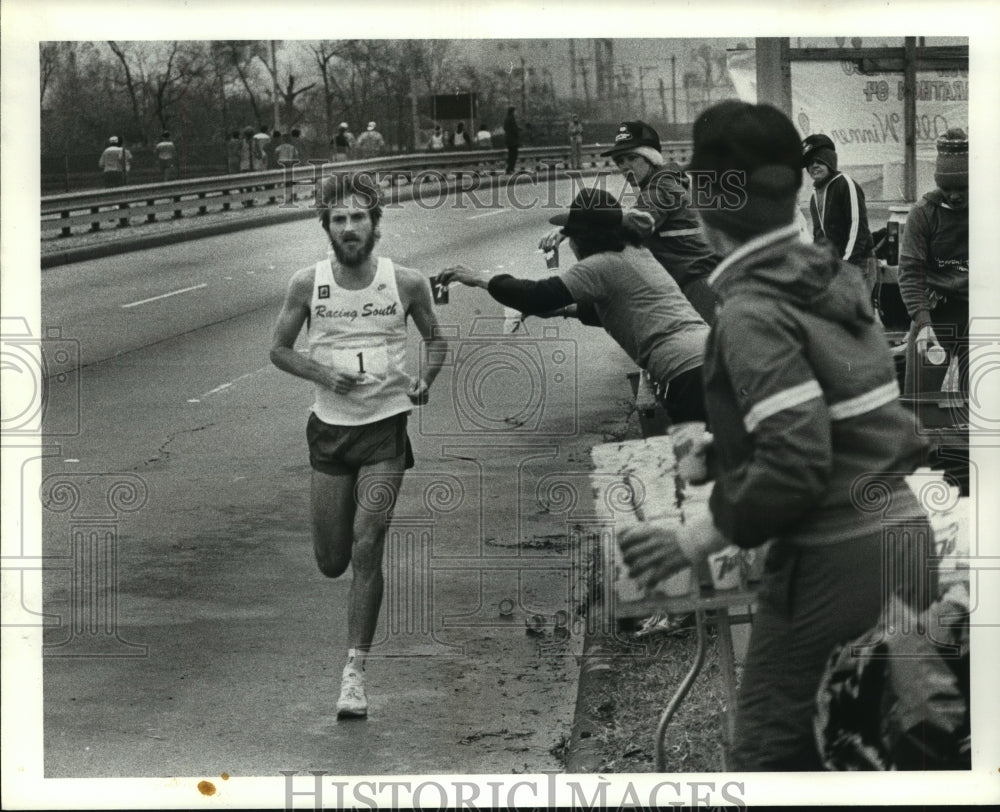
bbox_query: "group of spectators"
[226,125,306,174]
[441,107,970,771]
[97,131,178,186]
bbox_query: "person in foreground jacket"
[619,100,934,771]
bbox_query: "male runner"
[270,173,446,718]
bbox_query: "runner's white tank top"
[308,255,411,426]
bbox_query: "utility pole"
[593,40,604,100]
[270,40,280,130]
[658,77,667,120]
[569,40,578,102]
[520,56,527,117]
[637,65,657,118]
[670,55,677,123]
[579,58,591,106]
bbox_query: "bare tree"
[107,40,146,139]
[218,41,270,127]
[40,42,61,106]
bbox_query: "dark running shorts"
[307,412,415,476]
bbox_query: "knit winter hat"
[688,100,803,240]
[802,133,838,172]
[935,128,968,190]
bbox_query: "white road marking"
[199,366,271,399]
[121,283,207,309]
[468,209,508,220]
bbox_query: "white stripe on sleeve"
[842,174,860,260]
[828,381,900,421]
[743,380,824,434]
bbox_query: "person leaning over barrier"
[439,187,711,426]
[619,100,935,771]
[541,120,720,324]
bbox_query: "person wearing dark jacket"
[803,134,877,292]
[503,107,520,173]
[540,120,720,324]
[897,128,969,397]
[619,101,934,771]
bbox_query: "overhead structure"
[754,38,968,201]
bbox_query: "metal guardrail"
[41,142,695,237]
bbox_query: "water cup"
[925,344,947,366]
[429,274,449,304]
[706,545,744,591]
[544,246,559,269]
[670,421,709,483]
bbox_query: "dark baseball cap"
[549,187,623,238]
[599,121,661,157]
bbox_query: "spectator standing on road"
[355,121,385,159]
[567,114,584,170]
[429,125,445,151]
[154,131,177,181]
[252,125,271,171]
[240,127,254,172]
[454,121,471,148]
[803,134,877,294]
[620,100,934,771]
[475,123,493,148]
[332,122,355,162]
[542,120,720,324]
[275,132,300,202]
[290,128,306,161]
[275,131,299,164]
[98,136,132,187]
[227,131,243,174]
[503,107,520,173]
[270,173,447,719]
[439,187,710,425]
[898,128,969,397]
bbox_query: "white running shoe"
[336,670,368,719]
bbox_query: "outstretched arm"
[438,265,576,316]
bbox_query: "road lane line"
[198,366,272,400]
[467,209,508,220]
[121,283,208,309]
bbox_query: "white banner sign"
[727,49,968,166]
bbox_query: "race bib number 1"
[329,344,389,384]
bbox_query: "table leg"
[714,609,739,749]
[655,609,708,771]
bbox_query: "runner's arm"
[269,267,361,392]
[399,269,447,398]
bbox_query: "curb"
[565,539,613,773]
[41,168,612,269]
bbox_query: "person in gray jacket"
[620,100,935,771]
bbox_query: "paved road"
[38,178,640,779]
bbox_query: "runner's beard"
[330,229,377,267]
